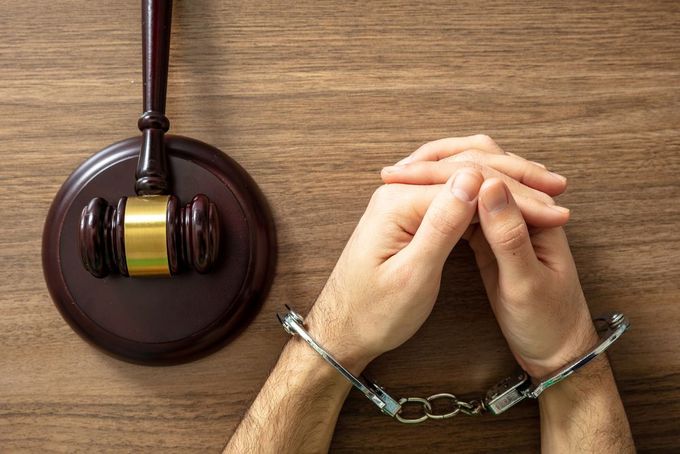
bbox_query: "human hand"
[381,135,571,227]
[305,167,484,373]
[466,178,632,452]
[470,179,597,377]
[384,136,597,377]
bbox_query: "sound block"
[42,135,276,365]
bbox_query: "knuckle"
[522,161,551,189]
[494,221,530,252]
[371,184,399,205]
[428,206,464,237]
[519,160,535,180]
[474,134,497,149]
[420,139,436,150]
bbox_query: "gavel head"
[79,194,219,278]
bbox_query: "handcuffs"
[278,306,629,424]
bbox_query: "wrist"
[539,352,612,399]
[538,353,634,452]
[279,338,353,393]
[303,307,376,375]
[538,354,629,444]
[521,316,600,379]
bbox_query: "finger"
[386,151,566,196]
[398,169,483,268]
[382,160,471,185]
[352,184,443,264]
[529,226,575,273]
[449,150,566,196]
[364,184,442,235]
[478,178,541,282]
[382,161,570,228]
[514,194,569,228]
[395,134,504,165]
[466,224,498,286]
[506,151,546,169]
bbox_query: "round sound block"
[42,135,276,365]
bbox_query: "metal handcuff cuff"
[278,307,629,424]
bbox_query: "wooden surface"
[1,0,679,452]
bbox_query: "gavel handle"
[135,0,173,196]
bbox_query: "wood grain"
[1,0,679,452]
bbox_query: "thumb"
[400,168,483,268]
[478,178,541,283]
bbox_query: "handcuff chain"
[395,393,484,424]
[278,307,628,424]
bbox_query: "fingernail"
[481,181,508,213]
[549,171,567,183]
[532,161,547,169]
[395,156,413,166]
[451,170,479,202]
[550,205,570,214]
[382,165,404,174]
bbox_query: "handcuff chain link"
[395,393,484,424]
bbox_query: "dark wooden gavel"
[79,0,219,278]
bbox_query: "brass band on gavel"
[124,195,171,277]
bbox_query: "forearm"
[538,355,634,453]
[224,340,353,454]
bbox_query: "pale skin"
[225,135,635,454]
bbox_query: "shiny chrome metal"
[423,393,460,420]
[279,308,629,423]
[396,393,484,423]
[395,397,432,424]
[525,312,630,399]
[484,371,530,415]
[278,307,401,417]
[484,312,630,414]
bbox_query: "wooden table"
[1,1,678,452]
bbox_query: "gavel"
[79,0,219,278]
[42,0,276,364]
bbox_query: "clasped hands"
[305,134,598,380]
[226,134,634,454]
